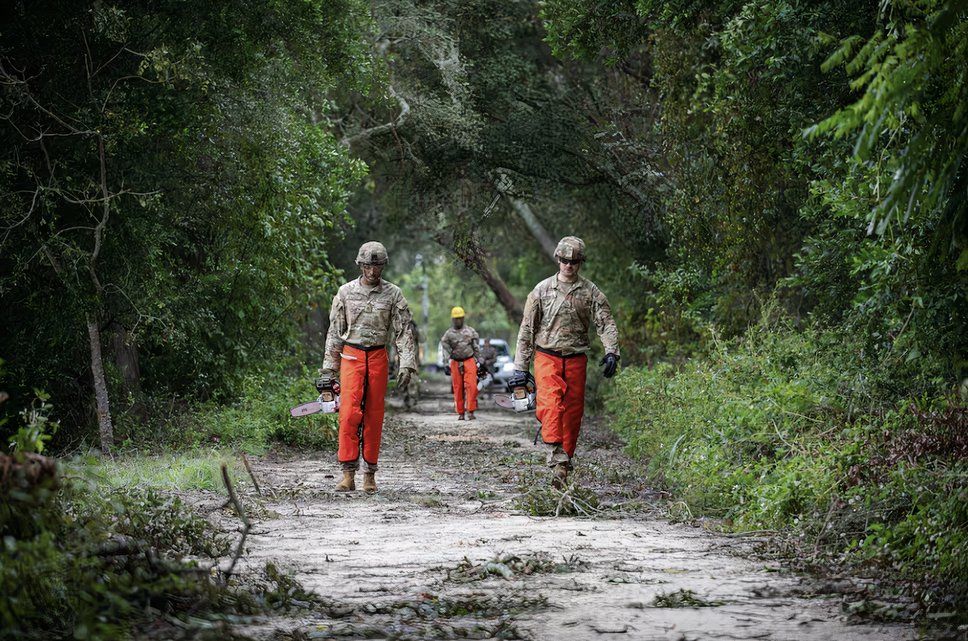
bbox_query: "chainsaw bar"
[290,401,323,417]
[493,393,515,409]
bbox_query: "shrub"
[606,316,967,611]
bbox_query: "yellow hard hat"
[451,306,466,319]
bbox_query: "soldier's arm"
[513,289,540,370]
[470,328,481,361]
[440,331,452,361]
[391,293,418,372]
[592,288,620,357]
[321,292,346,375]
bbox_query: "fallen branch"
[240,452,262,496]
[220,463,251,586]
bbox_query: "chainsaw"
[493,371,536,413]
[289,376,340,417]
[477,370,494,392]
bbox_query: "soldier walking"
[511,236,620,487]
[440,306,482,420]
[320,241,417,493]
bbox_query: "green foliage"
[120,361,338,453]
[808,0,968,242]
[0,1,372,440]
[0,456,233,640]
[7,390,58,455]
[607,313,967,611]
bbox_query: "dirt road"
[238,379,916,640]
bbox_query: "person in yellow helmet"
[440,306,481,420]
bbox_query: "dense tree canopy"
[1,1,371,444]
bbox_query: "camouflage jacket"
[322,278,417,374]
[440,325,480,361]
[514,275,619,370]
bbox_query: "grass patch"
[81,450,245,492]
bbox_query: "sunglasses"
[558,257,582,265]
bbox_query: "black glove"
[600,353,619,379]
[508,369,528,389]
[443,366,451,376]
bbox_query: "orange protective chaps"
[534,350,587,458]
[337,344,388,471]
[449,357,479,414]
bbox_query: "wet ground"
[226,379,920,640]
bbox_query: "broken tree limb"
[494,174,558,261]
[220,463,251,586]
[240,452,263,496]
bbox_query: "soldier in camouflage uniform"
[321,241,417,493]
[440,306,482,420]
[481,339,498,375]
[512,236,620,488]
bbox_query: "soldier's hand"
[600,353,619,379]
[316,373,339,392]
[397,367,416,389]
[508,369,528,390]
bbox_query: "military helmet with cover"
[554,236,585,261]
[356,241,389,266]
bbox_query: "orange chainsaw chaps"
[337,345,388,467]
[449,358,479,414]
[534,351,587,457]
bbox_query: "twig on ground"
[240,452,263,496]
[220,463,251,586]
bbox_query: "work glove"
[508,369,528,389]
[600,353,619,379]
[397,367,416,389]
[443,366,451,376]
[315,371,338,392]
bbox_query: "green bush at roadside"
[117,362,337,454]
[606,317,967,614]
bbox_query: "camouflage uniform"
[514,236,620,469]
[513,276,619,369]
[440,326,481,362]
[402,321,421,409]
[323,278,417,376]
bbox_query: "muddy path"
[232,379,917,640]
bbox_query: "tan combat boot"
[363,472,377,493]
[336,471,355,492]
[551,464,569,490]
[467,411,476,420]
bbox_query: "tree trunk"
[87,317,114,453]
[110,324,147,424]
[440,235,524,325]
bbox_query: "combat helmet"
[356,241,389,265]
